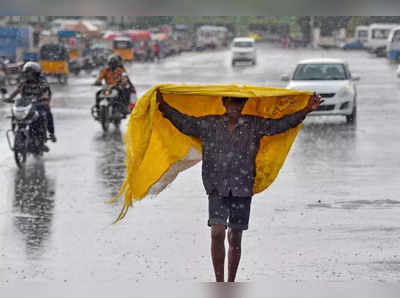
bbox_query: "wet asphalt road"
[1,43,400,282]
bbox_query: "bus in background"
[365,23,398,56]
[387,26,400,62]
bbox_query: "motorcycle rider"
[94,55,125,86]
[4,62,57,149]
[93,55,125,110]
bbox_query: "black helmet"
[22,61,42,82]
[115,54,123,64]
[107,55,119,70]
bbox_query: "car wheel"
[231,60,236,66]
[346,106,357,124]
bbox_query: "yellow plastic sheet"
[112,84,312,222]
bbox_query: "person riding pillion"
[117,72,137,115]
[5,62,57,145]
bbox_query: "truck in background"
[0,27,33,85]
[0,26,32,61]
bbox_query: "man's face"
[223,98,247,118]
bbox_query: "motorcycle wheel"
[14,132,27,168]
[100,106,110,132]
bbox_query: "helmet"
[115,54,123,64]
[22,61,42,82]
[107,55,119,70]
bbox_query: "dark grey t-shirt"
[159,100,305,197]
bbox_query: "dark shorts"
[207,192,252,231]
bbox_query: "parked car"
[281,58,360,124]
[231,37,257,66]
[342,39,365,50]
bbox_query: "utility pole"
[309,16,314,48]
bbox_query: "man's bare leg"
[211,224,226,282]
[227,228,242,282]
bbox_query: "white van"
[365,23,398,53]
[231,37,256,66]
[196,25,228,49]
[387,26,400,62]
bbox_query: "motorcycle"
[5,96,49,168]
[91,85,126,132]
[68,59,82,76]
[69,56,97,76]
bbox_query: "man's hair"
[222,97,248,104]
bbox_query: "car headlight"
[336,86,353,98]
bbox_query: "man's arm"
[94,69,106,85]
[156,89,202,138]
[257,94,324,136]
[4,86,22,103]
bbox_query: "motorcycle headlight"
[109,89,119,98]
[12,105,31,120]
[336,86,353,98]
[102,89,118,98]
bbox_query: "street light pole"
[310,16,314,48]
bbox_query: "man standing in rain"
[156,89,323,282]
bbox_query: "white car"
[281,58,360,124]
[231,37,257,66]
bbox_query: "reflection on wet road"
[94,130,125,196]
[12,161,55,258]
[1,43,400,282]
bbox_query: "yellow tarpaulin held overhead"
[111,84,312,222]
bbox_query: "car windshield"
[358,30,368,38]
[114,41,132,49]
[293,63,348,80]
[372,29,391,39]
[233,41,253,48]
[40,45,68,60]
[392,31,400,42]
